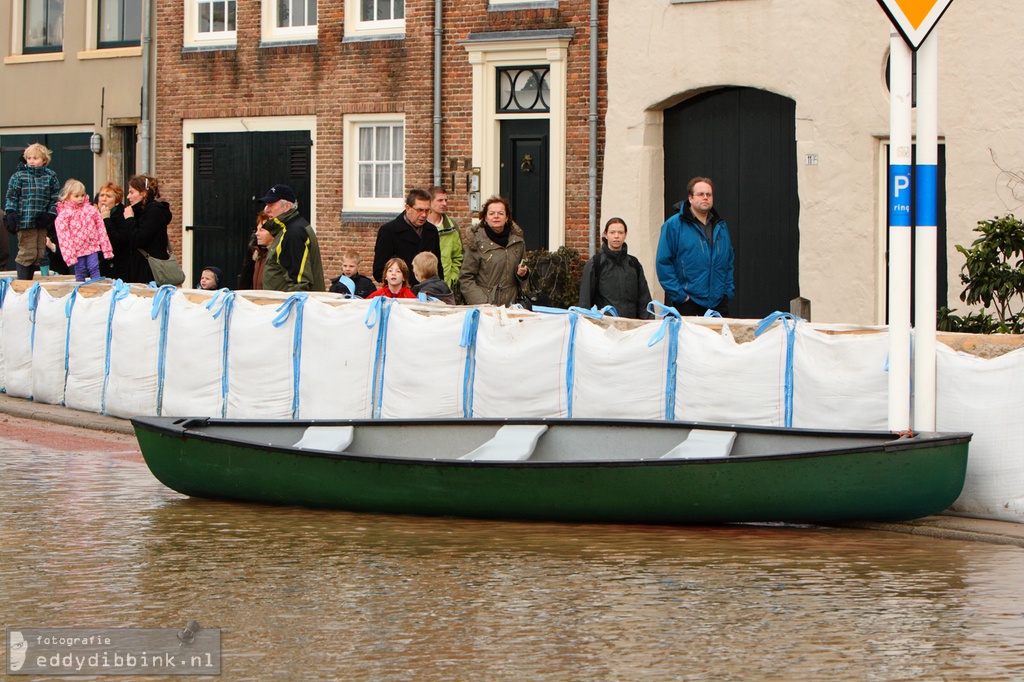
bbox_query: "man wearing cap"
[656,176,734,317]
[372,188,443,287]
[259,184,325,292]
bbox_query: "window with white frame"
[263,0,316,41]
[344,115,405,211]
[98,0,141,48]
[24,0,64,53]
[343,0,404,40]
[185,0,236,47]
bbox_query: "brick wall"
[155,0,607,283]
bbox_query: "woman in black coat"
[124,175,172,284]
[95,182,131,281]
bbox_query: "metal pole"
[139,0,152,174]
[587,0,598,256]
[914,32,938,431]
[888,33,913,432]
[432,0,442,188]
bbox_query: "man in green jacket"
[427,186,464,291]
[259,184,325,292]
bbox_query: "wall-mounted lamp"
[89,132,103,155]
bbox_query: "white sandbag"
[791,325,889,430]
[64,288,115,413]
[225,295,296,418]
[160,291,228,418]
[936,343,1024,522]
[297,298,377,419]
[572,317,671,420]
[378,302,467,419]
[473,309,572,418]
[675,319,786,425]
[103,291,163,418]
[1,284,36,399]
[0,279,13,391]
[30,287,72,405]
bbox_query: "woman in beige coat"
[459,195,529,306]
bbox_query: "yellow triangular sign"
[876,0,955,48]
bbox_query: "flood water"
[2,422,1024,681]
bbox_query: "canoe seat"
[661,429,737,459]
[294,425,355,453]
[459,424,548,462]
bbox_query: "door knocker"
[520,154,534,174]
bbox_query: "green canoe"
[131,416,971,524]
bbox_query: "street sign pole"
[914,32,938,431]
[888,33,913,432]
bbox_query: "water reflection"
[3,439,1024,681]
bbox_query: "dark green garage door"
[190,131,312,288]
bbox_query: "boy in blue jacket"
[656,176,734,317]
[4,143,60,280]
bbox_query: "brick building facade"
[155,0,606,287]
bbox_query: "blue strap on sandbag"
[703,309,723,318]
[26,282,41,352]
[363,296,391,419]
[150,285,178,416]
[100,280,132,415]
[272,293,309,419]
[755,311,801,427]
[529,305,603,417]
[647,302,681,420]
[206,290,236,418]
[459,308,480,417]
[0,277,11,309]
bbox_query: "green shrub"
[944,213,1024,334]
[522,247,586,309]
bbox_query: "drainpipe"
[432,0,442,187]
[139,0,153,174]
[587,0,598,255]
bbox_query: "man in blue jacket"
[656,176,735,317]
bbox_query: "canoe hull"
[133,417,970,525]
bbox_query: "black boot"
[15,264,34,280]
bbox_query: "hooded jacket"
[54,199,114,265]
[4,161,59,230]
[579,243,653,319]
[655,201,734,310]
[459,222,527,307]
[126,198,173,284]
[261,206,325,292]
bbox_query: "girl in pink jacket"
[55,179,114,282]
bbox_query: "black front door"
[1,132,93,270]
[499,119,549,251]
[664,87,800,319]
[190,130,312,288]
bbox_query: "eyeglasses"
[410,206,430,213]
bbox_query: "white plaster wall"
[603,0,1024,324]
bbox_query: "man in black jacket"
[372,188,443,287]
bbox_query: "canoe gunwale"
[130,416,972,468]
